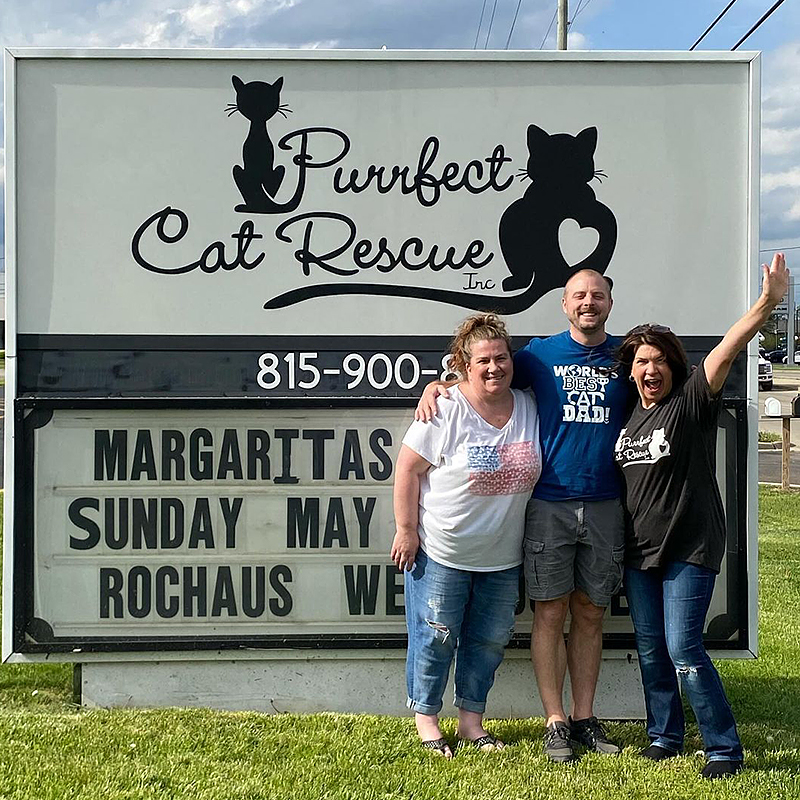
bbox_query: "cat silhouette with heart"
[498,123,616,296]
[264,123,617,313]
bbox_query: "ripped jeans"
[404,548,520,715]
[625,562,742,761]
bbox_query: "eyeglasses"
[627,323,672,336]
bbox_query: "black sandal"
[460,733,505,752]
[421,738,453,758]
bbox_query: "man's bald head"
[563,269,613,298]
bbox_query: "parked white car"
[759,355,773,391]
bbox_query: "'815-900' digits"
[256,351,452,392]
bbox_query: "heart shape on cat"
[558,219,600,268]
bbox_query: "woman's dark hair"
[447,313,512,379]
[616,324,690,387]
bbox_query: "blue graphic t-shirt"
[513,330,629,501]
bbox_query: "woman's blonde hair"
[446,313,512,378]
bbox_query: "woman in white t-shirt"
[391,314,541,758]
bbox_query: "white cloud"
[762,167,800,193]
[786,197,800,222]
[762,126,800,157]
[0,1,301,49]
[761,40,800,242]
[568,31,589,50]
[124,1,299,47]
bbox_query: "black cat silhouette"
[498,124,616,294]
[230,75,300,213]
[263,123,617,313]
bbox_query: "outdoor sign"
[23,406,740,647]
[4,50,759,658]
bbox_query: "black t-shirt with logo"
[614,361,725,572]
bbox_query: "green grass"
[758,430,782,443]
[772,364,800,372]
[0,489,799,798]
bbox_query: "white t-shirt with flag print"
[402,386,541,571]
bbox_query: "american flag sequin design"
[467,441,540,496]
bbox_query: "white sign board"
[10,52,755,339]
[4,50,758,661]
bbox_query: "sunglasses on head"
[627,323,672,336]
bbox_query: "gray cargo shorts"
[523,497,625,608]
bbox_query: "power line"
[484,0,501,49]
[760,246,800,252]
[732,0,789,50]
[572,0,595,24]
[473,0,489,49]
[540,5,558,49]
[505,0,525,49]
[690,0,740,50]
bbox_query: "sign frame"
[3,48,762,663]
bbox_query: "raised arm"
[390,444,433,571]
[704,252,789,394]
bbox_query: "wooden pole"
[782,417,791,490]
[557,0,568,50]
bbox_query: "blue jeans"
[625,562,742,761]
[404,548,520,715]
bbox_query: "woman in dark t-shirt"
[614,253,789,780]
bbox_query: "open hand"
[762,252,789,307]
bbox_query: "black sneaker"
[543,721,574,763]
[569,716,620,755]
[701,760,742,780]
[640,743,678,761]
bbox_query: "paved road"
[758,449,800,487]
[759,366,800,446]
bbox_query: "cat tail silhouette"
[264,279,563,314]
[233,161,302,214]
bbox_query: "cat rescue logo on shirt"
[129,74,619,315]
[614,427,672,466]
[554,364,616,424]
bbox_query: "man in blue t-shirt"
[417,269,628,763]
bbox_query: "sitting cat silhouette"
[230,75,301,214]
[499,124,616,294]
[648,428,671,461]
[264,123,617,313]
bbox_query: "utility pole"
[557,0,568,50]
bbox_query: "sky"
[1,0,799,264]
